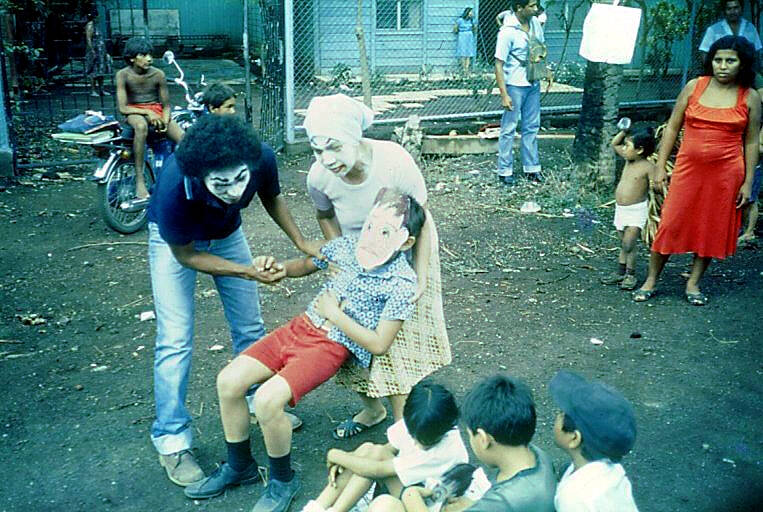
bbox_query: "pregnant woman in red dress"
[634,36,760,305]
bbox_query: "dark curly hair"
[175,115,263,179]
[629,127,656,158]
[202,82,236,109]
[123,36,153,65]
[703,36,757,89]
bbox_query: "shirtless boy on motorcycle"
[116,36,184,199]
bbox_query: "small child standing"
[601,123,656,290]
[738,126,762,243]
[302,380,468,512]
[201,82,237,116]
[549,370,639,512]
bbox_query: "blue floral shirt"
[305,235,417,368]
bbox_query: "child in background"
[302,380,468,512]
[601,122,656,290]
[738,125,762,243]
[549,370,639,512]
[202,82,237,115]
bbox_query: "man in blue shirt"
[699,0,762,64]
[147,115,322,487]
[183,188,424,512]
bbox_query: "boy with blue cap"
[549,370,639,511]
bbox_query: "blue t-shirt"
[148,143,280,245]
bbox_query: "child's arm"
[327,446,397,480]
[314,291,404,355]
[280,255,321,278]
[610,130,627,157]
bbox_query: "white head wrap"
[303,94,374,146]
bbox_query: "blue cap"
[550,371,636,460]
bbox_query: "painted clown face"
[203,164,251,204]
[356,202,411,270]
[310,136,359,178]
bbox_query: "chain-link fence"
[284,0,751,142]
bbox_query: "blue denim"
[148,222,266,454]
[497,82,542,177]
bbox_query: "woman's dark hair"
[461,7,472,19]
[175,115,262,179]
[202,82,237,109]
[405,196,426,239]
[561,413,612,462]
[628,127,656,158]
[703,35,757,88]
[123,36,154,65]
[403,380,459,448]
[461,374,536,447]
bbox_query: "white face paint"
[310,136,359,178]
[356,204,410,270]
[203,164,251,204]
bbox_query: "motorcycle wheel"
[97,159,154,234]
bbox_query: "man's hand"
[298,238,327,260]
[314,290,342,321]
[501,94,513,110]
[248,256,286,283]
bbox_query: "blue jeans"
[497,82,541,176]
[148,222,266,454]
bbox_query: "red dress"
[652,76,748,259]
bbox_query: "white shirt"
[306,139,427,235]
[386,419,469,487]
[494,13,545,87]
[554,460,639,512]
[699,18,762,52]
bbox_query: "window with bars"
[376,0,422,31]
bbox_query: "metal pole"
[142,0,150,40]
[243,0,252,123]
[681,0,699,87]
[284,0,295,144]
[0,12,15,176]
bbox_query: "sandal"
[632,288,657,302]
[331,413,386,440]
[686,291,708,306]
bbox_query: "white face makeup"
[203,164,251,204]
[310,136,359,178]
[356,204,410,270]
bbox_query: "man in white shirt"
[494,0,544,186]
[699,0,762,64]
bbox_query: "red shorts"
[242,315,350,406]
[128,102,164,118]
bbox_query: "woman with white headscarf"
[303,94,451,439]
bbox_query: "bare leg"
[255,375,294,457]
[352,393,387,426]
[165,119,185,143]
[686,255,711,295]
[739,202,758,240]
[368,495,405,512]
[639,250,670,292]
[315,465,354,509]
[217,355,274,442]
[331,474,374,512]
[387,394,407,422]
[126,114,150,198]
[621,227,641,271]
[465,57,471,74]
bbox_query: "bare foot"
[135,185,150,200]
[352,407,387,427]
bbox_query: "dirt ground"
[0,139,761,512]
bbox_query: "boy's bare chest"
[124,70,160,96]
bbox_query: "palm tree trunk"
[356,0,372,107]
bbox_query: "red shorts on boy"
[128,102,164,118]
[242,315,350,406]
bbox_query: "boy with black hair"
[202,82,237,115]
[184,188,428,512]
[602,124,656,290]
[549,370,639,512]
[456,374,556,511]
[116,36,184,199]
[303,379,468,512]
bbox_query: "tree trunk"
[355,0,372,107]
[573,61,623,190]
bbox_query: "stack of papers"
[51,131,116,144]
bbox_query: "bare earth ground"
[0,140,761,512]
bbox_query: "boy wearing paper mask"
[184,188,425,512]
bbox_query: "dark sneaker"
[600,272,625,285]
[183,462,261,499]
[251,475,301,512]
[525,172,544,183]
[498,175,515,186]
[620,274,638,290]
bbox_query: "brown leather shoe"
[159,450,205,486]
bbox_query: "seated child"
[202,82,237,115]
[448,374,556,512]
[303,380,468,512]
[601,125,656,290]
[115,36,184,199]
[549,370,639,512]
[183,188,425,512]
[738,126,762,243]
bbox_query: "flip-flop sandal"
[632,288,657,302]
[331,414,385,440]
[686,291,708,306]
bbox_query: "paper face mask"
[203,164,250,204]
[356,202,410,270]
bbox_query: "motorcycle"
[73,51,205,234]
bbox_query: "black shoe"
[251,475,301,512]
[183,462,261,499]
[498,175,515,186]
[525,173,543,183]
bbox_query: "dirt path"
[0,145,761,512]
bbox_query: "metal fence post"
[284,0,295,145]
[0,11,14,177]
[681,0,699,88]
